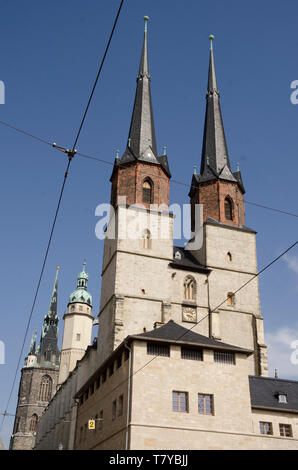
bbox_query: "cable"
[1,157,72,433]
[0,119,52,146]
[72,0,124,151]
[1,0,125,433]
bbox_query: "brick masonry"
[111,162,170,209]
[190,179,245,230]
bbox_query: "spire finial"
[193,165,197,175]
[163,145,167,155]
[209,34,214,50]
[144,15,149,32]
[236,162,240,172]
[116,149,120,158]
[83,259,86,272]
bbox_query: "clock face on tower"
[182,306,197,323]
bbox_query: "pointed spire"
[200,35,232,177]
[126,16,158,159]
[47,266,59,318]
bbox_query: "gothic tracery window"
[39,375,52,402]
[183,276,196,300]
[142,179,153,204]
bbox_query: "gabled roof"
[130,320,253,354]
[170,246,210,274]
[249,375,298,413]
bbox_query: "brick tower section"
[110,162,170,209]
[190,179,245,229]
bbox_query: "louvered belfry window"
[142,180,152,204]
[224,197,233,220]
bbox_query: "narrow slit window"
[224,197,233,220]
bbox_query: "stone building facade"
[31,19,298,450]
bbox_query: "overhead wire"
[0,0,125,431]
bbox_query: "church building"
[15,18,298,450]
[10,268,60,450]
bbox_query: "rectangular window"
[108,365,114,377]
[95,377,100,389]
[259,421,273,435]
[90,383,94,395]
[76,333,81,341]
[147,343,170,357]
[118,394,124,417]
[279,424,292,437]
[124,349,129,361]
[214,351,235,365]
[84,390,89,401]
[112,400,117,420]
[172,391,188,412]
[198,394,214,415]
[95,414,98,432]
[102,370,106,383]
[181,347,203,361]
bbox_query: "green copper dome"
[68,261,92,307]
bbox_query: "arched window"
[39,375,52,402]
[227,292,235,307]
[183,276,196,300]
[224,197,233,221]
[227,252,232,262]
[29,414,38,433]
[142,179,153,204]
[141,229,151,249]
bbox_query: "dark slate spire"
[127,16,158,160]
[200,35,236,183]
[111,17,171,180]
[36,267,60,369]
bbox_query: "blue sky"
[1,0,298,447]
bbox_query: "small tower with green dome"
[68,261,92,308]
[58,261,94,387]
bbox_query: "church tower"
[10,268,60,450]
[58,262,93,386]
[189,35,245,229]
[187,36,268,376]
[97,17,173,363]
[109,16,171,209]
